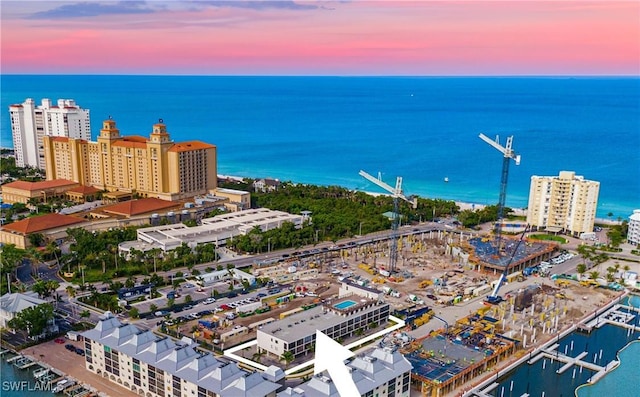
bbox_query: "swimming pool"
[334,300,357,310]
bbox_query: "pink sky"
[1,1,638,75]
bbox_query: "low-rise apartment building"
[257,299,390,359]
[82,315,281,397]
[278,346,412,397]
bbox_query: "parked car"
[65,344,75,351]
[203,297,216,305]
[74,347,85,356]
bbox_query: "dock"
[6,354,22,363]
[14,355,38,369]
[33,366,50,379]
[64,384,91,397]
[587,360,620,384]
[468,382,499,397]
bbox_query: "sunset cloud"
[2,1,638,75]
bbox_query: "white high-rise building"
[628,210,640,246]
[9,98,90,168]
[526,171,600,237]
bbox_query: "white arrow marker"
[314,330,360,397]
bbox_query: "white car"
[203,297,216,305]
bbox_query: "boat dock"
[33,366,50,379]
[6,354,22,363]
[585,305,638,331]
[13,355,38,369]
[64,384,92,397]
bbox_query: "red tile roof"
[1,179,78,192]
[66,185,100,195]
[102,197,177,217]
[1,213,85,235]
[168,141,215,152]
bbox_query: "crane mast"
[478,133,521,253]
[359,170,416,274]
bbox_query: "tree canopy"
[7,303,55,338]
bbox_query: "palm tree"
[252,350,265,363]
[576,263,587,280]
[588,271,600,280]
[280,351,294,368]
[66,285,76,298]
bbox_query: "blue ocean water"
[1,75,638,218]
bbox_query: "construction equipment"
[486,225,529,304]
[359,170,417,274]
[358,263,376,275]
[478,133,521,252]
[419,280,433,288]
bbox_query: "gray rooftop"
[277,346,412,397]
[82,315,280,396]
[0,292,46,314]
[259,302,389,344]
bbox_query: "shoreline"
[219,174,624,225]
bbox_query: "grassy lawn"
[528,234,567,244]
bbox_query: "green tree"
[576,263,587,279]
[280,351,294,368]
[31,280,59,299]
[184,295,193,304]
[28,233,45,248]
[7,303,55,338]
[129,307,140,319]
[79,309,91,318]
[149,303,158,313]
[0,244,24,294]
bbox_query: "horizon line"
[1,73,638,78]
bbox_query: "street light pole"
[268,238,272,253]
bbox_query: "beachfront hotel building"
[526,171,600,237]
[628,210,640,246]
[256,299,390,359]
[9,98,91,169]
[278,346,412,397]
[82,315,282,397]
[43,118,217,201]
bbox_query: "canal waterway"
[487,294,640,397]
[0,356,51,397]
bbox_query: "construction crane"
[478,133,521,253]
[359,170,417,274]
[486,225,529,304]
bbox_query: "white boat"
[444,177,449,183]
[52,379,75,393]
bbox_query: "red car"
[54,338,65,344]
[219,304,231,311]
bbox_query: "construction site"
[172,143,623,395]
